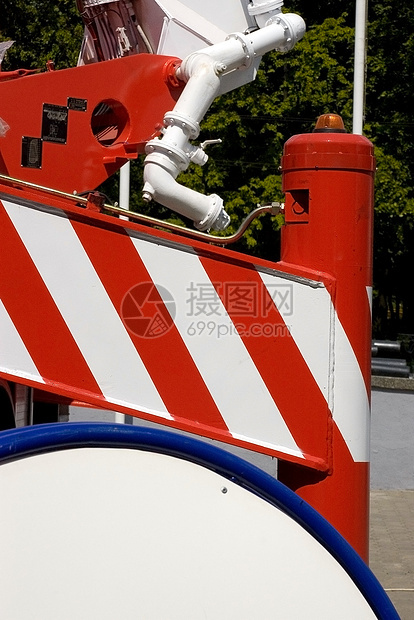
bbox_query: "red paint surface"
[0,55,182,193]
[279,130,375,559]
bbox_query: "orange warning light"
[313,113,346,133]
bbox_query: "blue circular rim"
[0,422,399,619]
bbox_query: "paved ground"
[370,490,414,619]
[371,388,414,490]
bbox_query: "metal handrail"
[0,173,282,245]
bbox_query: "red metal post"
[277,125,375,561]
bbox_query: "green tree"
[1,1,414,337]
[365,0,414,337]
[176,14,355,258]
[0,0,83,70]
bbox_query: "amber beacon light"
[313,113,346,133]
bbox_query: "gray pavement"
[369,387,413,618]
[370,490,414,619]
[371,388,414,490]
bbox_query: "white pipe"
[119,161,130,221]
[144,154,227,230]
[117,158,129,422]
[182,14,306,76]
[353,0,368,134]
[248,0,284,29]
[174,54,224,122]
[143,12,306,230]
[143,55,228,231]
[247,13,306,56]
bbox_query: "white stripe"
[131,237,304,459]
[259,272,332,404]
[0,300,44,384]
[331,314,370,463]
[260,270,369,462]
[366,286,372,317]
[3,201,171,420]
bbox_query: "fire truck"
[0,1,400,617]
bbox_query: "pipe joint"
[141,8,305,234]
[248,0,284,29]
[142,154,230,231]
[225,32,256,69]
[163,111,200,140]
[177,52,220,83]
[188,145,209,167]
[271,13,306,52]
[145,112,210,173]
[145,139,188,174]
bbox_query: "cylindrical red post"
[277,124,375,562]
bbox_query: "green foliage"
[371,148,414,337]
[288,1,354,26]
[108,11,356,260]
[365,0,414,336]
[176,14,355,257]
[0,0,83,70]
[1,1,414,335]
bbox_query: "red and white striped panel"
[0,196,369,468]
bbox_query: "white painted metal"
[0,300,44,384]
[143,149,228,231]
[118,161,130,222]
[3,200,171,420]
[133,237,305,457]
[142,11,306,230]
[332,312,371,463]
[134,0,256,57]
[2,195,356,459]
[2,196,369,462]
[76,1,305,231]
[114,160,127,427]
[261,271,370,463]
[159,0,254,35]
[248,0,284,28]
[259,271,333,404]
[353,0,368,134]
[0,446,377,618]
[366,286,373,316]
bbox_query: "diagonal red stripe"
[199,255,331,466]
[0,202,103,399]
[70,218,230,434]
[333,284,372,398]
